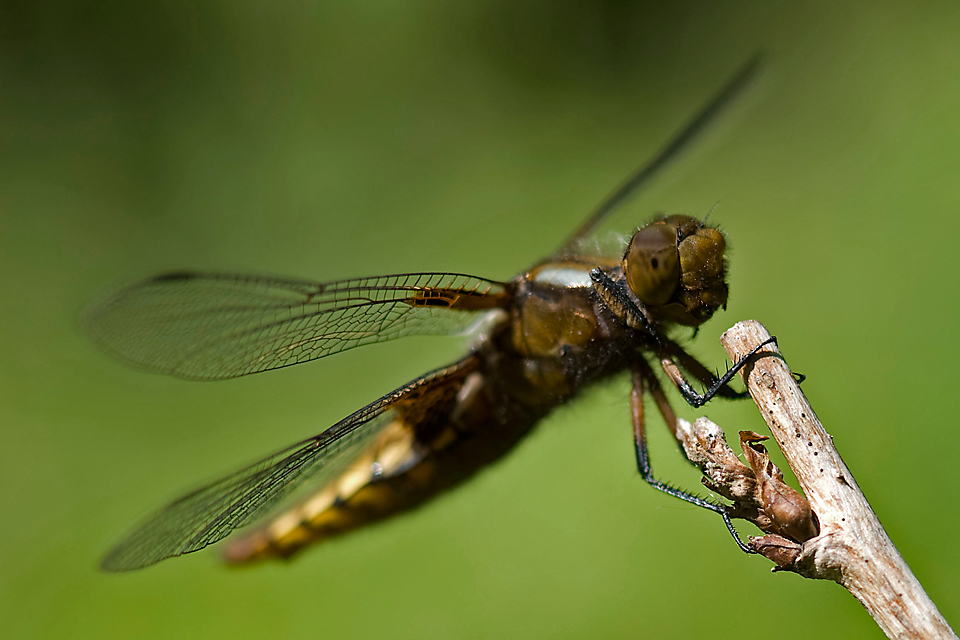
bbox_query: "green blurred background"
[2,0,958,637]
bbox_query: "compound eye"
[622,222,680,306]
[678,227,726,289]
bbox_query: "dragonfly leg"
[661,338,751,400]
[630,363,755,554]
[661,336,778,408]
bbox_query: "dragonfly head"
[621,215,728,327]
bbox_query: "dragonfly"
[87,57,767,572]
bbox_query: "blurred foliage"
[2,0,959,638]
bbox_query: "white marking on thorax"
[531,266,593,288]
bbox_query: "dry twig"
[702,320,956,639]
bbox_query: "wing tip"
[149,271,200,283]
[99,548,150,573]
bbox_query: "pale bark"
[716,320,955,640]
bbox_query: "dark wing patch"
[100,358,477,571]
[85,272,509,380]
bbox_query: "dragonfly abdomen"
[222,354,547,564]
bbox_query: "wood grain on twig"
[718,320,955,640]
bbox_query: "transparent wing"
[85,271,509,380]
[556,54,763,256]
[100,358,475,571]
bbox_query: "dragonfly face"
[621,214,728,326]
[87,58,760,572]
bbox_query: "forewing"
[555,55,762,257]
[85,272,509,380]
[100,359,474,571]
